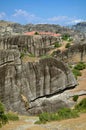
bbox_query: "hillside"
[72,22,86,33]
[0,20,86,129]
[0,20,83,37]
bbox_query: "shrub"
[72,68,82,79]
[68,38,73,42]
[20,52,25,58]
[73,95,79,102]
[34,32,39,35]
[56,31,59,34]
[39,112,51,122]
[69,64,72,68]
[28,53,35,57]
[75,98,86,112]
[65,43,71,48]
[54,42,61,48]
[38,112,60,123]
[62,34,70,41]
[35,120,44,124]
[74,62,86,70]
[0,102,4,114]
[6,112,19,121]
[36,108,79,124]
[0,102,8,127]
[58,108,78,119]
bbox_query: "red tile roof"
[24,31,61,37]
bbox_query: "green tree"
[65,43,71,48]
[34,32,39,35]
[73,95,79,102]
[0,102,8,127]
[54,42,61,48]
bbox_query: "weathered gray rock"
[0,35,77,115]
[0,50,77,114]
[0,35,58,57]
[53,43,86,64]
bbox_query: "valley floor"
[1,113,86,130]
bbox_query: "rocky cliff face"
[53,43,86,64]
[0,35,77,114]
[72,22,86,33]
[0,35,58,57]
[0,20,83,37]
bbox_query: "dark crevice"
[0,60,14,67]
[30,85,76,102]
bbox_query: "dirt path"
[72,69,86,92]
[41,113,86,130]
[48,41,67,55]
[1,113,86,130]
[22,55,40,63]
[70,69,86,101]
[1,116,50,130]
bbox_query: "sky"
[0,0,86,25]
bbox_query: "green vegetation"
[58,108,78,119]
[56,31,59,34]
[72,68,82,79]
[68,38,73,42]
[35,98,86,124]
[72,62,86,79]
[0,101,19,128]
[23,47,27,53]
[74,62,86,70]
[28,53,35,57]
[65,43,71,48]
[62,34,70,41]
[54,42,61,48]
[35,107,79,124]
[6,112,19,121]
[20,52,35,59]
[75,98,86,112]
[73,95,79,102]
[0,102,8,127]
[41,54,52,59]
[20,52,25,58]
[69,64,73,68]
[34,32,39,35]
[62,33,73,42]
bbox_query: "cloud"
[68,19,84,24]
[47,16,85,25]
[12,9,41,24]
[0,9,85,25]
[47,16,68,22]
[13,9,29,17]
[0,12,6,19]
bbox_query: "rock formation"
[0,35,77,114]
[53,43,86,64]
[72,22,86,33]
[0,35,59,57]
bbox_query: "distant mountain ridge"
[0,20,78,36]
[72,22,86,33]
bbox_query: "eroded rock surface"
[0,35,77,114]
[0,35,59,57]
[53,43,86,64]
